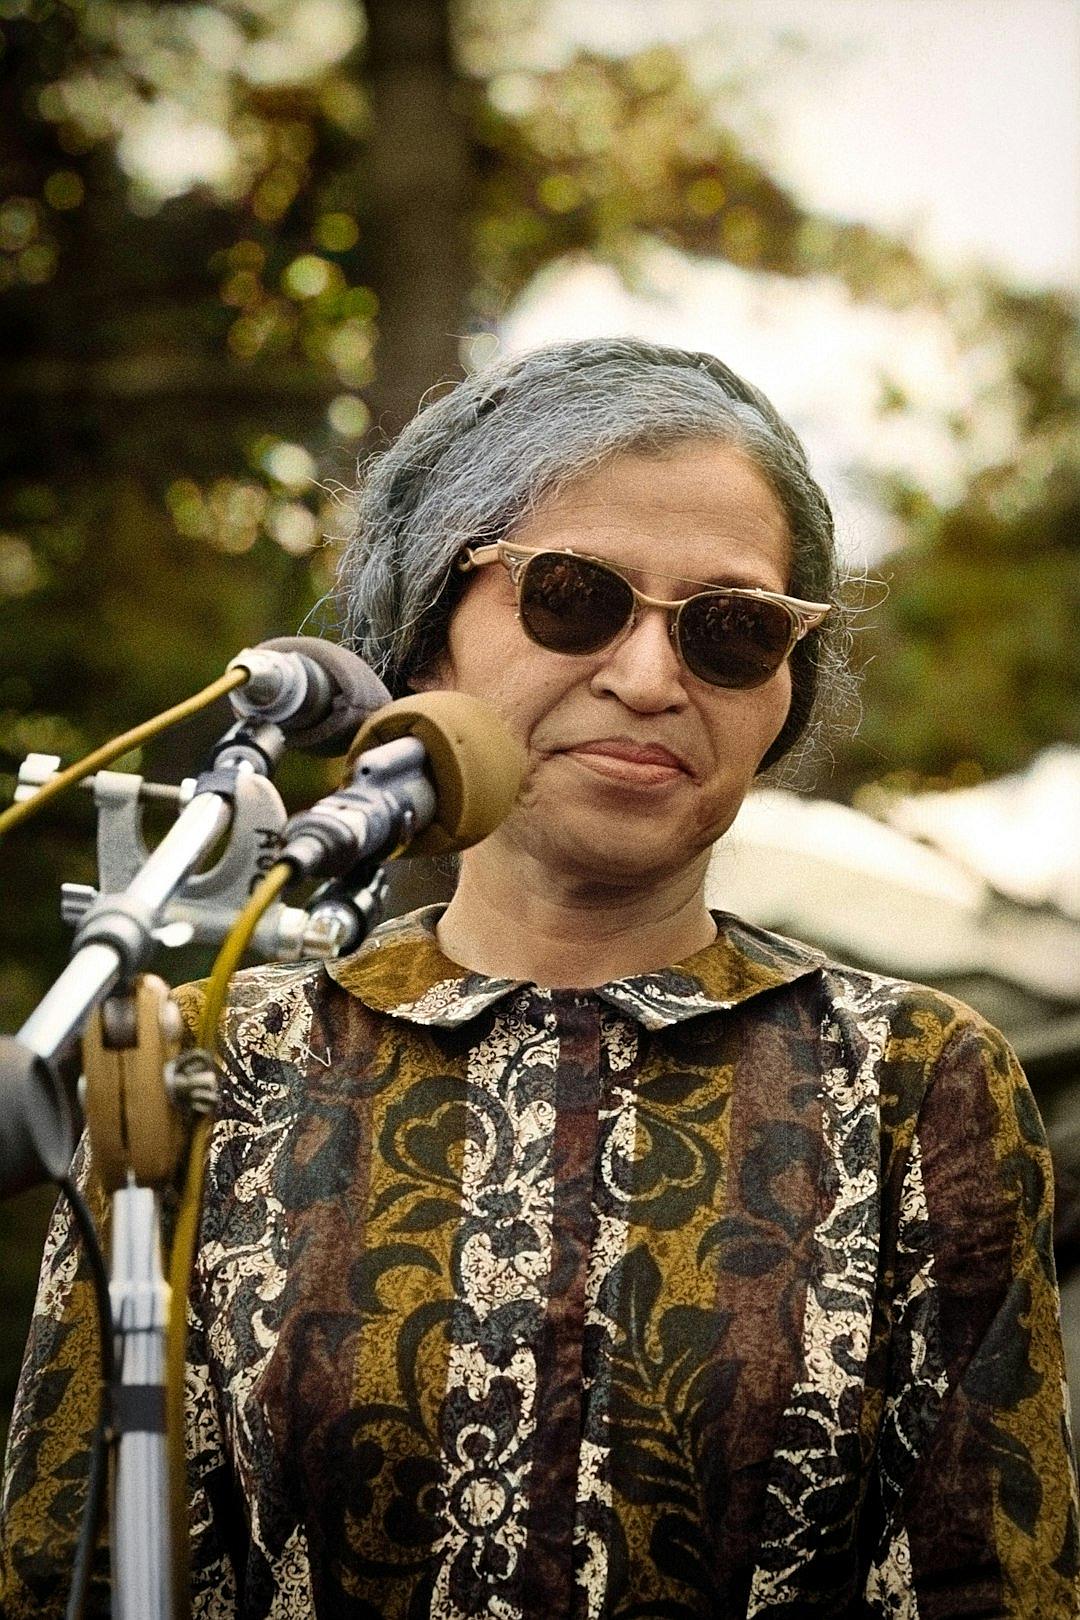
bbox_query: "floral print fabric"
[2,906,1078,1618]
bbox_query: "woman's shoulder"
[171,955,333,1057]
[170,956,358,1130]
[715,907,1003,1025]
[714,908,1027,1101]
[172,954,328,1025]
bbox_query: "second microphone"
[278,691,527,880]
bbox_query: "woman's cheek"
[746,668,793,765]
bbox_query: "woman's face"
[422,439,795,889]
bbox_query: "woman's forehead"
[512,441,791,588]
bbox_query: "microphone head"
[258,637,392,756]
[346,691,526,854]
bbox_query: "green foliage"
[0,0,381,1034]
[462,42,934,319]
[853,282,1080,781]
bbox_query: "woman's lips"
[562,740,690,785]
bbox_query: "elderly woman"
[3,338,1078,1618]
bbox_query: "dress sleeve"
[0,1135,111,1617]
[863,1017,1080,1618]
[0,1130,238,1619]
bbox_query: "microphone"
[227,636,392,756]
[0,1037,74,1200]
[280,691,526,879]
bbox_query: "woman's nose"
[589,607,688,712]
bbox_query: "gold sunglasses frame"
[458,541,832,684]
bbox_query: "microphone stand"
[6,717,396,1618]
[16,739,270,1620]
[3,687,520,1617]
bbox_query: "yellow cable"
[0,667,249,841]
[195,862,293,1051]
[166,860,293,1619]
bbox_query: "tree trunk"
[362,0,474,435]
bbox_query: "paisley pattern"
[748,978,892,1610]
[2,906,1078,1620]
[432,993,558,1617]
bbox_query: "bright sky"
[744,0,1080,291]
[498,0,1080,565]
[531,0,1080,289]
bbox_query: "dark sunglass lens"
[678,593,793,688]
[518,554,633,654]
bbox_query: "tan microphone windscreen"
[345,691,526,855]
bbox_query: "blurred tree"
[460,42,934,318]
[0,0,475,1035]
[365,0,472,428]
[853,283,1080,784]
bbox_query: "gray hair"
[334,337,851,771]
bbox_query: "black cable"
[57,1173,116,1620]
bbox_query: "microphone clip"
[226,646,332,730]
[281,735,437,882]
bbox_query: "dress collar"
[324,904,824,1031]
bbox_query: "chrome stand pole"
[110,1185,171,1620]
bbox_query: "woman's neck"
[434,842,716,989]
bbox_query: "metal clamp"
[56,765,318,959]
[164,1048,220,1118]
[23,754,388,965]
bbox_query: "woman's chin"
[531,815,710,889]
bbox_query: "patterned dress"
[2,906,1079,1618]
